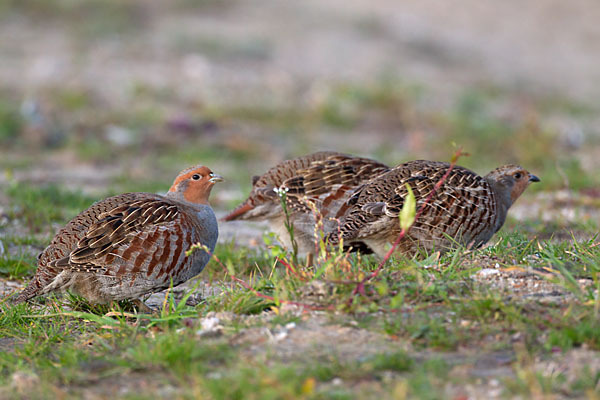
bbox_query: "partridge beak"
[528,174,540,183]
[209,173,224,183]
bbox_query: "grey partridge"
[223,151,389,256]
[13,165,223,306]
[329,160,540,258]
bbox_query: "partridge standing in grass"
[329,161,540,258]
[223,151,390,256]
[13,165,223,309]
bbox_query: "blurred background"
[0,0,599,230]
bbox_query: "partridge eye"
[514,173,522,179]
[192,174,201,181]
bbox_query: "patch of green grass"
[173,34,272,61]
[204,362,311,400]
[199,228,599,355]
[4,182,97,232]
[122,332,233,376]
[0,0,144,39]
[440,89,553,165]
[201,350,417,399]
[205,283,275,315]
[0,252,36,279]
[0,304,103,385]
[207,240,274,280]
[200,76,418,136]
[317,77,419,129]
[157,145,249,173]
[384,312,463,350]
[404,358,450,400]
[1,234,47,248]
[546,317,600,351]
[504,358,567,398]
[569,366,600,396]
[368,350,415,373]
[68,134,120,163]
[53,87,95,112]
[0,97,21,145]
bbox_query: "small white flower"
[284,322,296,330]
[273,186,289,197]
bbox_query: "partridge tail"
[11,277,42,304]
[221,201,254,221]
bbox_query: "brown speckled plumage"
[329,160,540,257]
[223,151,389,255]
[13,165,223,305]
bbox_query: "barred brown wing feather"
[56,199,180,273]
[283,155,389,198]
[255,151,340,186]
[281,155,390,217]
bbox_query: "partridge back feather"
[282,153,391,217]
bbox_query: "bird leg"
[132,299,157,314]
[305,252,314,268]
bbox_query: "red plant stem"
[348,149,464,305]
[276,257,303,280]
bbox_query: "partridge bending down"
[329,161,540,258]
[13,165,223,307]
[223,151,389,256]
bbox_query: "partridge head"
[484,164,540,208]
[168,165,224,203]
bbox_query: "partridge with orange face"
[13,165,223,307]
[329,161,540,257]
[223,151,389,255]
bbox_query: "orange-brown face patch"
[510,169,532,203]
[169,166,212,192]
[167,165,221,204]
[183,177,215,204]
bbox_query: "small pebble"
[196,317,222,337]
[11,371,40,394]
[273,330,288,341]
[474,268,500,278]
